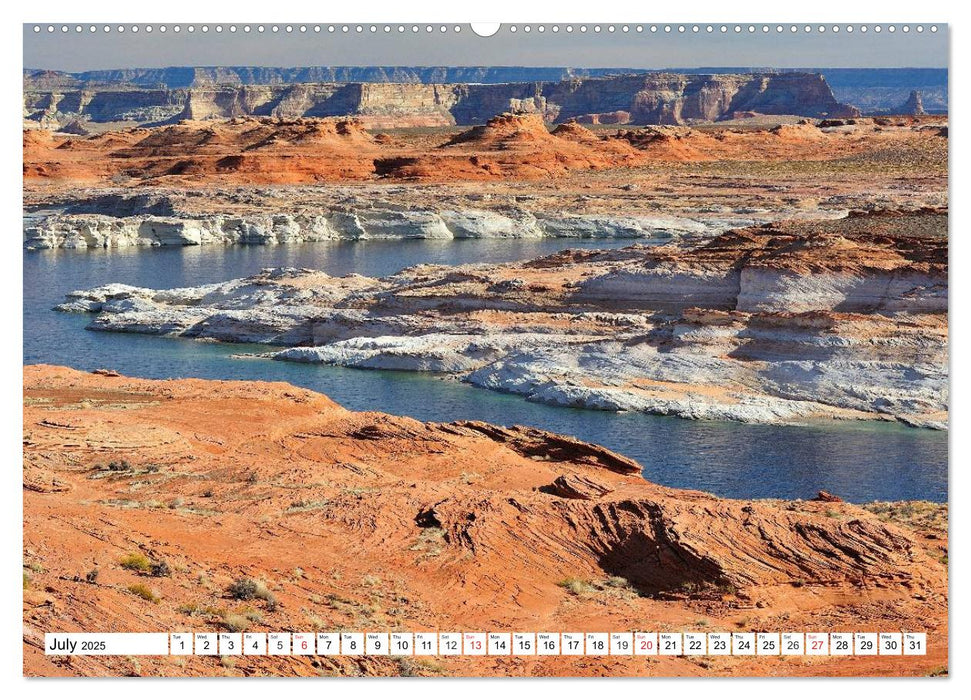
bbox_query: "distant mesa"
[24,69,862,130]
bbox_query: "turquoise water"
[23,240,948,502]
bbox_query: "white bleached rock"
[25,209,770,250]
[736,269,948,313]
[53,213,948,430]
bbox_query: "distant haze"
[23,24,948,72]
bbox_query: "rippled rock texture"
[23,366,948,676]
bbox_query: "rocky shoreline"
[54,210,948,429]
[24,209,766,250]
[23,365,949,677]
[23,114,947,251]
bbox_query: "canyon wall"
[24,66,948,112]
[24,72,859,128]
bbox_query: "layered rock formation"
[54,210,948,428]
[24,209,731,250]
[23,66,639,90]
[23,365,948,677]
[23,110,947,205]
[24,65,949,115]
[24,72,858,129]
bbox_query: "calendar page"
[21,20,949,679]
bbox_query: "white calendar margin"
[5,1,960,700]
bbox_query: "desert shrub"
[177,602,201,616]
[85,569,99,583]
[254,582,276,605]
[557,577,595,596]
[397,657,445,677]
[717,582,739,596]
[286,500,329,513]
[127,583,160,603]
[107,460,132,472]
[228,577,277,611]
[228,578,259,600]
[239,607,263,623]
[220,613,250,632]
[119,553,152,573]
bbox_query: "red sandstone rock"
[22,366,948,677]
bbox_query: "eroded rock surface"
[23,114,948,249]
[23,366,948,677]
[55,210,948,428]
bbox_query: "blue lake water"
[23,240,948,502]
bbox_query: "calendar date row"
[46,631,927,657]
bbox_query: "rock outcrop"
[545,474,615,500]
[23,209,742,250]
[53,210,948,429]
[25,65,948,115]
[24,113,947,192]
[897,90,927,116]
[56,118,90,135]
[23,365,948,677]
[24,72,859,129]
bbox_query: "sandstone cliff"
[24,65,948,113]
[24,72,858,128]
